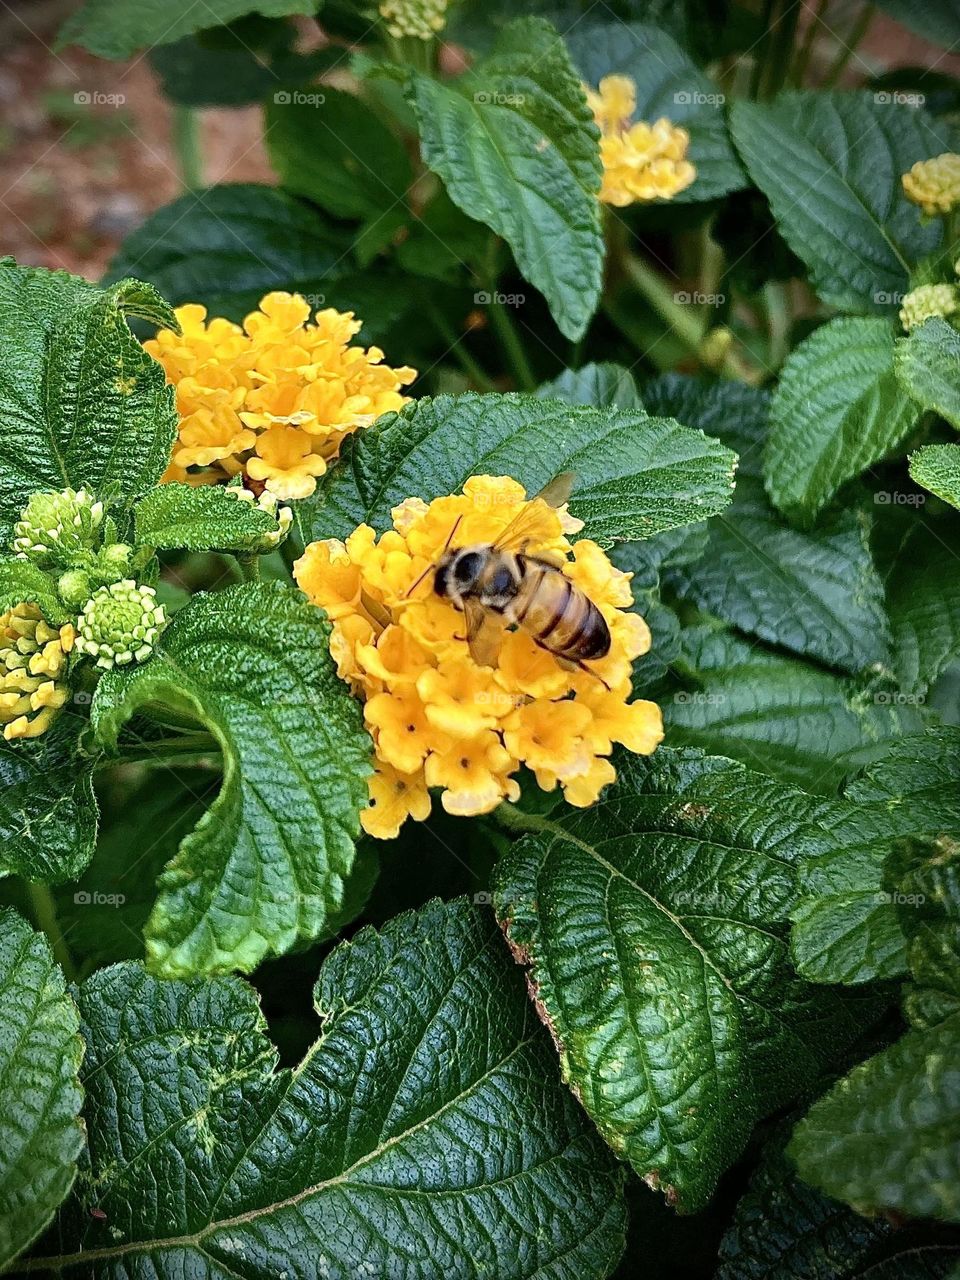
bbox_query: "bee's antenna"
[404,514,463,600]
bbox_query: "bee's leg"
[577,661,611,692]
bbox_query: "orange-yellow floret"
[586,74,696,205]
[0,604,75,741]
[295,475,663,838]
[144,292,417,500]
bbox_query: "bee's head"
[435,546,485,598]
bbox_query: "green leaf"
[791,729,960,986]
[664,627,920,793]
[0,558,69,625]
[766,317,920,524]
[59,0,315,59]
[537,362,643,408]
[0,263,178,541]
[408,18,604,340]
[148,18,335,109]
[0,716,98,884]
[266,87,413,223]
[133,483,280,553]
[568,21,746,203]
[308,392,737,546]
[789,1013,960,1223]
[90,582,372,978]
[25,902,628,1277]
[896,834,960,1030]
[872,0,960,47]
[645,376,893,674]
[53,770,217,970]
[105,185,349,326]
[910,443,960,509]
[895,317,960,430]
[0,908,84,1270]
[729,92,950,314]
[880,507,960,692]
[716,1127,918,1280]
[493,747,880,1212]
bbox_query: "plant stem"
[424,298,498,391]
[238,553,262,582]
[171,105,203,191]
[28,881,76,982]
[792,0,829,87]
[823,2,874,88]
[489,297,537,390]
[760,0,802,99]
[491,802,550,835]
[623,252,707,351]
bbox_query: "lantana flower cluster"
[295,476,663,838]
[0,604,74,741]
[586,74,696,206]
[144,292,417,501]
[379,0,449,40]
[902,152,960,217]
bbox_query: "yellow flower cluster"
[379,0,449,39]
[586,75,696,206]
[902,153,960,216]
[899,282,960,332]
[0,604,75,741]
[144,293,417,501]
[295,476,663,839]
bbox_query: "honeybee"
[409,474,611,678]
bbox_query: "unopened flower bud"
[75,579,166,670]
[899,282,960,332]
[13,488,104,566]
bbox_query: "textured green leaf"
[0,908,84,1269]
[766,317,920,524]
[873,0,960,47]
[408,18,604,340]
[664,627,919,793]
[730,93,949,314]
[0,263,178,542]
[0,559,69,625]
[537,362,643,409]
[149,18,334,109]
[896,834,960,1030]
[910,444,960,509]
[895,317,960,430]
[133,483,280,553]
[790,1013,960,1223]
[791,729,960,986]
[494,747,879,1212]
[90,582,371,978]
[568,21,746,203]
[881,507,960,692]
[646,375,892,674]
[59,0,315,59]
[26,901,627,1278]
[0,716,98,884]
[266,87,413,222]
[308,392,736,546]
[105,185,349,326]
[716,1125,956,1280]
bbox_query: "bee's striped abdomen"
[512,560,611,662]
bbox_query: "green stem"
[823,3,874,88]
[623,252,708,352]
[238,554,262,583]
[27,881,76,982]
[97,734,221,770]
[489,297,537,390]
[171,105,203,191]
[792,0,829,87]
[491,802,550,836]
[763,280,792,370]
[760,0,802,99]
[424,298,498,391]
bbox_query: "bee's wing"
[491,472,577,552]
[463,596,506,668]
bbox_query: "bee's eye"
[453,551,483,585]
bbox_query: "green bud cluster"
[14,487,104,566]
[74,579,167,670]
[379,0,449,40]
